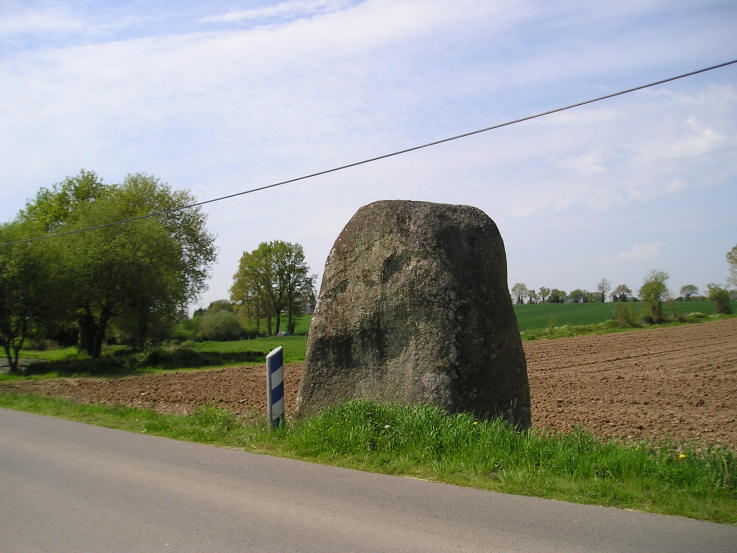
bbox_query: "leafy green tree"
[0,222,65,372]
[16,171,216,355]
[707,283,732,314]
[568,289,587,303]
[548,288,567,303]
[205,300,235,314]
[597,278,610,303]
[526,289,539,304]
[679,284,698,301]
[272,241,314,334]
[510,283,528,304]
[639,270,669,323]
[20,169,108,232]
[611,284,632,302]
[231,240,313,335]
[231,243,277,334]
[538,286,550,303]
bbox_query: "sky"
[1,0,736,310]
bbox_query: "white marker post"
[266,346,284,430]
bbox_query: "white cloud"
[199,0,354,24]
[554,154,607,176]
[612,242,664,262]
[1,0,736,309]
[571,243,664,273]
[0,9,85,37]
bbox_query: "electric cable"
[2,58,735,247]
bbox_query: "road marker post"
[266,347,284,430]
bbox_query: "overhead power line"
[2,58,736,248]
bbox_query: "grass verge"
[0,393,733,523]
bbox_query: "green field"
[192,335,307,363]
[513,300,733,332]
[11,301,733,374]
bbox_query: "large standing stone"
[295,200,530,427]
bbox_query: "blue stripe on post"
[271,381,284,403]
[266,346,284,430]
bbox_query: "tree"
[679,284,698,301]
[17,171,216,355]
[611,284,632,302]
[0,222,64,372]
[597,278,610,303]
[538,286,550,303]
[231,240,313,335]
[639,270,669,323]
[707,283,732,314]
[526,289,539,304]
[231,243,276,334]
[568,289,587,303]
[548,289,567,303]
[510,283,527,304]
[272,241,315,334]
[727,244,737,288]
[206,299,235,314]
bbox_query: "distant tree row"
[510,247,737,321]
[510,278,613,305]
[0,171,216,373]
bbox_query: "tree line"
[510,260,736,324]
[0,171,217,372]
[0,172,321,373]
[510,279,617,305]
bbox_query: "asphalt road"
[1,408,735,553]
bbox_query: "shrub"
[639,270,669,324]
[197,311,245,341]
[707,285,732,315]
[613,302,639,327]
[24,347,265,376]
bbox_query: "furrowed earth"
[3,318,736,448]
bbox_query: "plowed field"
[4,319,736,448]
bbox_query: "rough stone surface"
[295,200,531,427]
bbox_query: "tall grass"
[286,401,736,521]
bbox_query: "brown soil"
[3,319,736,448]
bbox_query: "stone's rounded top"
[357,199,484,212]
[329,200,503,264]
[295,199,530,428]
[350,199,495,230]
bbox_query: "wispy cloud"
[199,0,354,25]
[0,8,86,38]
[1,0,735,306]
[572,243,665,273]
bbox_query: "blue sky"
[1,0,736,310]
